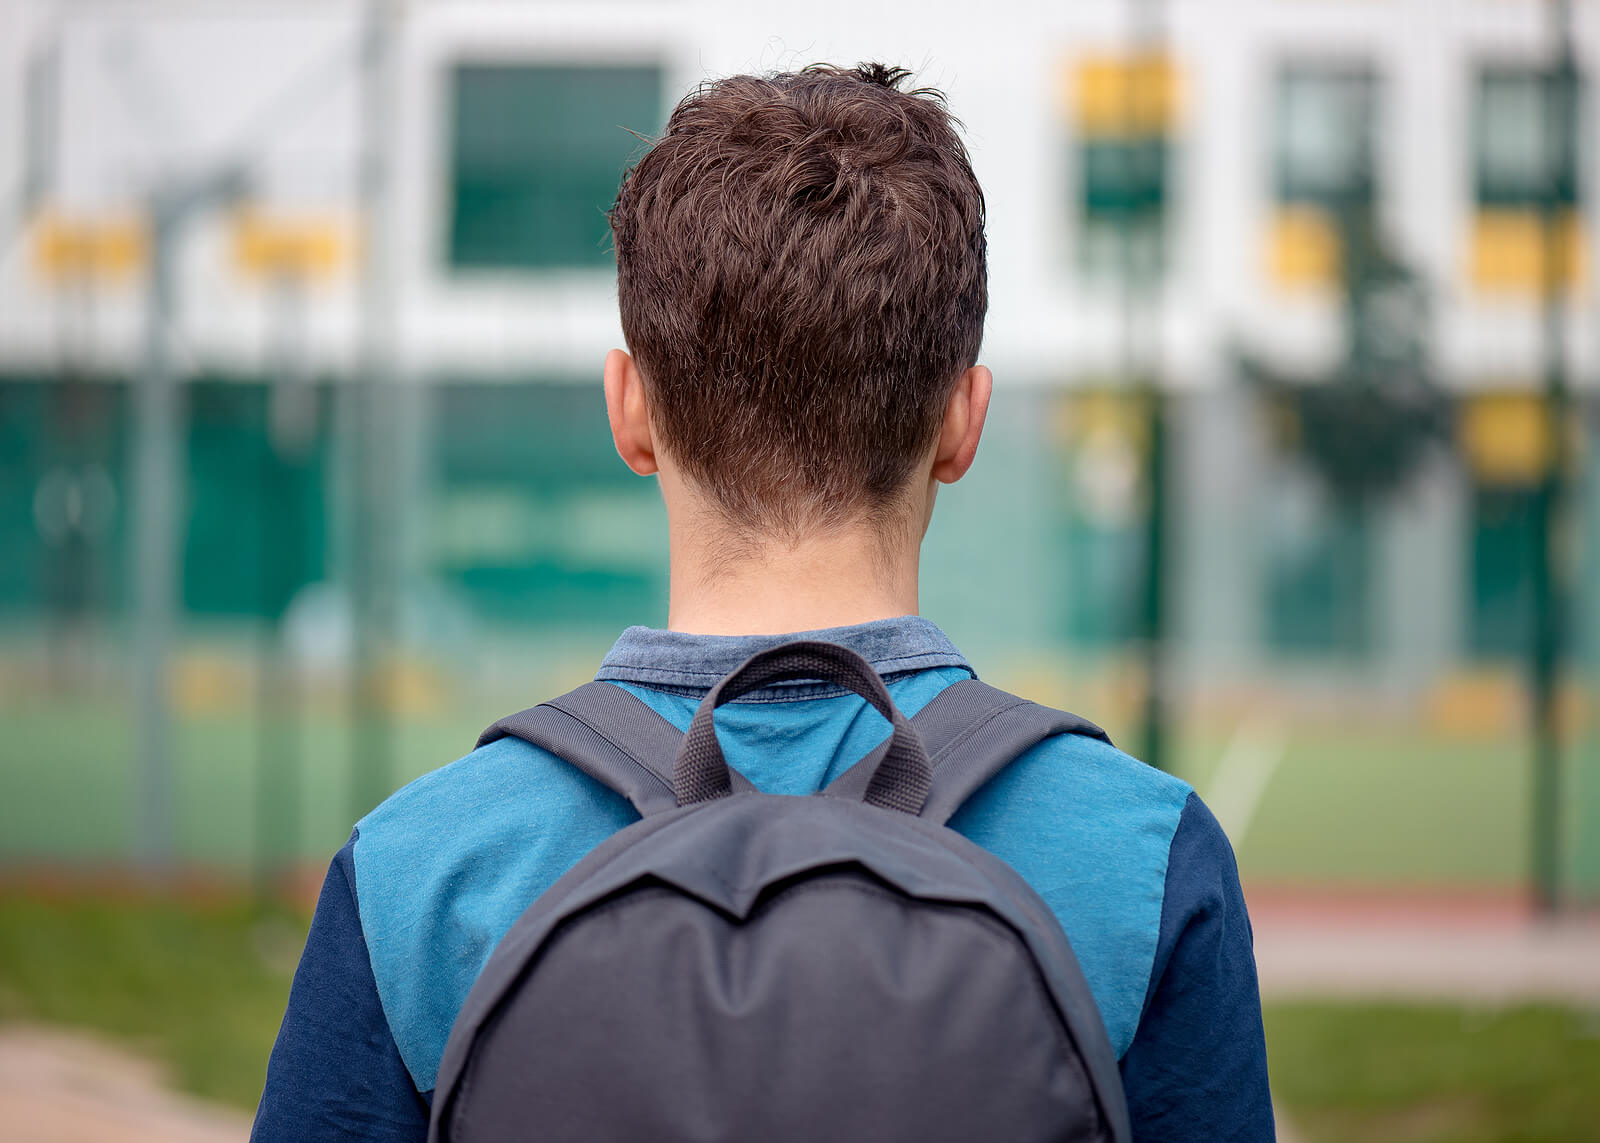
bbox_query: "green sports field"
[5,667,1599,897]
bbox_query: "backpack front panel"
[436,795,1125,1143]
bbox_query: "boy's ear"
[931,365,992,485]
[604,348,659,476]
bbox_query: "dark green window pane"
[1467,485,1535,658]
[1474,66,1587,208]
[1275,64,1379,208]
[1264,497,1370,656]
[1081,138,1167,216]
[182,382,329,618]
[1060,521,1141,647]
[429,382,667,626]
[449,64,663,269]
[0,379,129,617]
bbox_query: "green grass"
[4,890,1600,1141]
[1267,1003,1600,1143]
[0,891,303,1109]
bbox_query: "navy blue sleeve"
[1118,792,1275,1142]
[252,830,431,1142]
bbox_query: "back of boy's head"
[610,63,988,534]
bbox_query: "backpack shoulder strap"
[476,681,696,818]
[910,679,1112,826]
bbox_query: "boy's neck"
[665,516,921,637]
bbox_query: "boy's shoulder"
[348,732,636,1092]
[955,726,1203,1057]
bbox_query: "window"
[448,64,664,270]
[429,382,667,625]
[1262,473,1371,657]
[1070,55,1177,284]
[1467,485,1535,659]
[183,381,328,618]
[0,379,128,617]
[1268,64,1379,288]
[1474,66,1584,209]
[1276,66,1378,209]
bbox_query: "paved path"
[0,1026,250,1143]
[1250,896,1600,1003]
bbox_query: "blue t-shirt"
[253,617,1274,1141]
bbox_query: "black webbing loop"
[677,641,933,813]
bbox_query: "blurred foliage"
[0,891,301,1109]
[1239,203,1453,506]
[1267,1003,1600,1143]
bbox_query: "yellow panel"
[1469,209,1588,294]
[1067,53,1180,137]
[1268,207,1340,290]
[1055,390,1150,453]
[1460,392,1552,485]
[374,658,444,717]
[1427,670,1584,738]
[173,652,253,716]
[231,209,354,281]
[1425,670,1519,736]
[30,212,148,282]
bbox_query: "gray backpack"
[429,641,1131,1143]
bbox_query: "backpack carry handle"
[676,641,933,814]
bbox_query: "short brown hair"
[610,63,988,532]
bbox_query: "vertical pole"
[256,272,310,896]
[350,0,398,823]
[1141,389,1168,771]
[133,195,179,875]
[1126,0,1169,772]
[21,21,58,217]
[1531,0,1577,916]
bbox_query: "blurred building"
[1,0,1593,653]
[0,1,1596,886]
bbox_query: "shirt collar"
[595,615,973,698]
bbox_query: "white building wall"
[0,0,1594,386]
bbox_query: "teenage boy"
[254,63,1273,1142]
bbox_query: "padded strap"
[476,681,724,818]
[913,679,1111,825]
